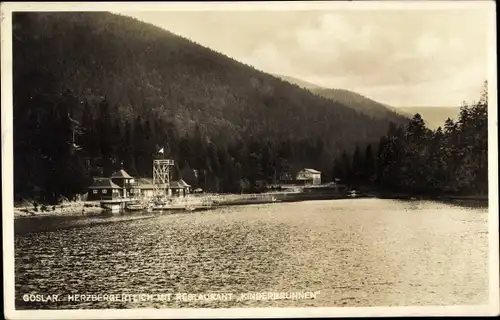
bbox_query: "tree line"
[333,82,489,196]
[14,82,488,203]
[14,89,332,202]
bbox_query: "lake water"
[14,198,489,309]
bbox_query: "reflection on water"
[15,199,489,309]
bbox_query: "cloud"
[416,35,442,58]
[239,42,294,75]
[281,11,489,105]
[123,8,492,106]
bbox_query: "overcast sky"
[119,7,492,107]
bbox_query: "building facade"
[138,179,191,198]
[110,169,140,199]
[88,178,122,201]
[296,168,321,185]
[88,169,191,200]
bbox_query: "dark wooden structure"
[88,178,122,201]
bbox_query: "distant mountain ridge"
[276,74,459,128]
[275,74,409,121]
[274,74,323,90]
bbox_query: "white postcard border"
[1,1,498,319]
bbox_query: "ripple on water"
[15,199,489,309]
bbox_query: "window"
[102,189,107,194]
[93,190,98,194]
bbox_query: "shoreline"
[13,195,488,235]
[377,194,489,202]
[14,201,104,219]
[14,192,488,220]
[370,194,488,209]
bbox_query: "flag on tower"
[158,147,164,154]
[71,142,82,151]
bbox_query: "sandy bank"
[14,201,104,219]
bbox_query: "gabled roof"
[137,178,153,185]
[178,179,191,187]
[302,168,321,174]
[169,181,185,189]
[89,178,121,189]
[111,169,133,179]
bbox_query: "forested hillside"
[277,75,409,121]
[13,12,413,202]
[310,88,406,121]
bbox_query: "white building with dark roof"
[296,168,321,185]
[138,178,191,198]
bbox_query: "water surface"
[15,199,489,309]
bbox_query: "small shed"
[170,180,191,197]
[178,179,191,194]
[88,178,122,201]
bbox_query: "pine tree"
[351,145,363,186]
[368,83,488,196]
[206,142,220,178]
[427,126,449,192]
[122,121,137,175]
[178,135,192,168]
[472,81,488,194]
[180,160,198,188]
[363,144,375,185]
[332,157,343,182]
[375,135,389,188]
[260,141,274,182]
[133,115,146,176]
[340,151,351,184]
[143,119,156,177]
[401,114,431,193]
[192,124,207,170]
[97,98,114,176]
